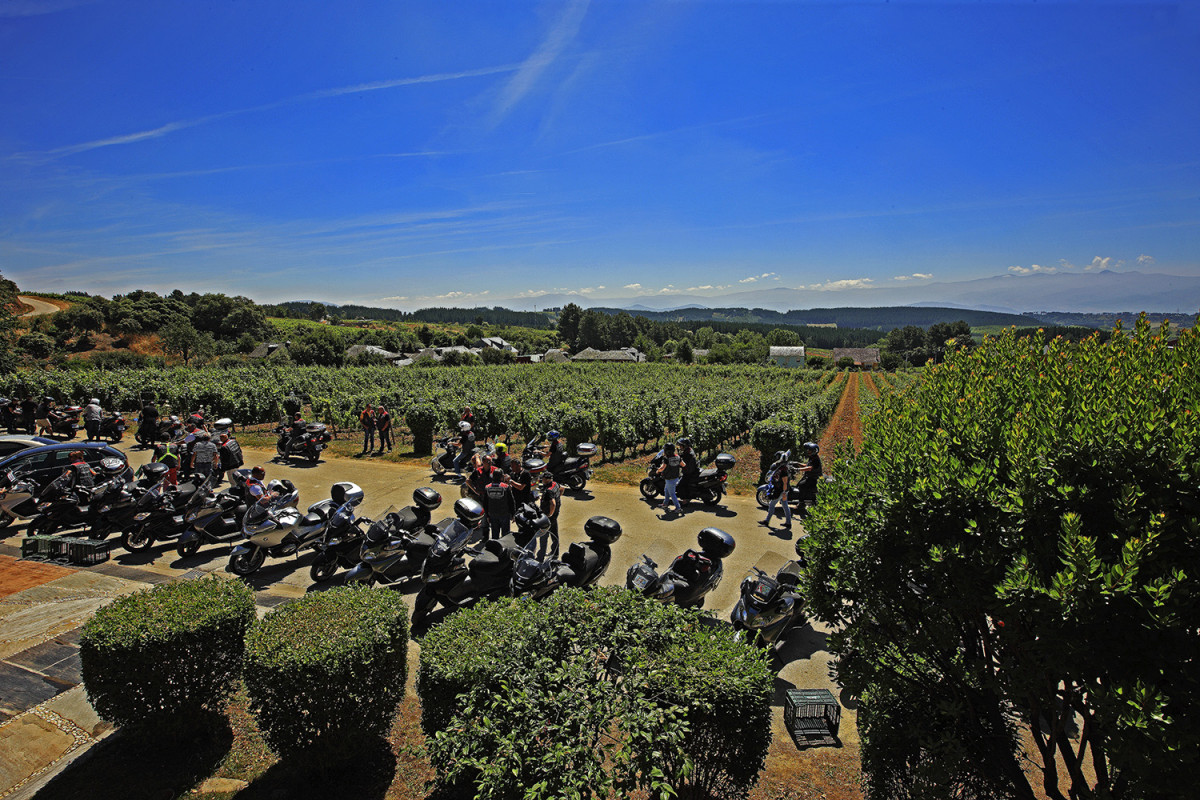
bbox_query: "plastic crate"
[784,689,841,745]
[64,536,111,566]
[20,535,69,562]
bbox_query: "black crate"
[784,689,841,745]
[20,535,68,562]
[64,536,111,566]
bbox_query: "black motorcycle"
[274,422,332,464]
[322,488,444,584]
[135,415,181,446]
[176,469,253,558]
[228,481,364,577]
[510,514,624,598]
[50,407,83,440]
[640,452,737,506]
[550,443,596,492]
[121,473,210,552]
[97,413,127,443]
[625,528,736,609]
[730,561,807,649]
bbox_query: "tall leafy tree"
[804,320,1200,800]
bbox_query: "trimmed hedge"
[417,588,774,799]
[244,586,409,756]
[80,576,255,728]
[404,402,439,456]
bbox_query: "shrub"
[750,416,796,480]
[244,586,409,757]
[418,588,773,799]
[405,402,439,456]
[80,576,255,729]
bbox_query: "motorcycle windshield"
[430,520,471,557]
[138,484,164,508]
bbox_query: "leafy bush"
[750,416,796,479]
[244,586,409,756]
[80,577,255,728]
[405,402,439,455]
[418,588,773,799]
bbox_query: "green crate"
[784,689,841,744]
[64,536,111,566]
[20,535,67,561]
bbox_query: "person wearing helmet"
[794,442,823,512]
[453,421,476,474]
[656,442,684,514]
[544,430,566,475]
[83,398,103,441]
[245,465,269,504]
[762,452,793,531]
[537,471,562,558]
[492,442,511,474]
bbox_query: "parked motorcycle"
[176,468,253,557]
[50,406,83,440]
[640,452,737,506]
[625,527,736,608]
[325,488,444,585]
[510,514,624,599]
[0,468,44,529]
[135,414,181,446]
[550,443,596,492]
[274,422,332,464]
[730,561,807,649]
[121,472,212,552]
[97,413,127,443]
[86,464,169,540]
[228,481,363,576]
[26,460,131,538]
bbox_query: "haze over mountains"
[496,271,1200,315]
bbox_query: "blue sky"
[1,0,1197,310]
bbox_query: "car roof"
[0,441,126,468]
[0,435,57,445]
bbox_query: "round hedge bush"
[244,585,409,756]
[80,576,255,728]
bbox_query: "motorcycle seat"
[562,542,601,577]
[300,512,325,528]
[560,457,580,471]
[174,483,198,500]
[469,539,512,576]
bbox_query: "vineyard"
[0,363,847,461]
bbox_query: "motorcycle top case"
[575,443,597,457]
[714,453,737,470]
[305,423,327,434]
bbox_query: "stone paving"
[0,444,855,797]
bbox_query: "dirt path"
[819,371,864,459]
[17,296,65,317]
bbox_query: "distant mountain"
[499,270,1200,314]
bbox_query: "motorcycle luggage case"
[305,423,327,434]
[583,515,621,544]
[714,453,737,470]
[575,443,597,457]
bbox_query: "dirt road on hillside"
[17,296,63,317]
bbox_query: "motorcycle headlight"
[99,504,112,513]
[134,512,150,521]
[37,502,52,511]
[740,607,768,629]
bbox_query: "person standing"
[0,399,16,434]
[35,397,54,437]
[359,405,376,455]
[453,421,475,474]
[537,471,562,559]
[375,404,393,453]
[761,456,793,531]
[140,399,160,444]
[794,442,823,515]
[484,472,515,540]
[217,431,244,483]
[656,442,684,514]
[190,430,219,483]
[507,459,535,508]
[83,398,103,442]
[21,396,37,435]
[492,442,511,475]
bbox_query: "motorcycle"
[227,481,363,577]
[274,422,332,464]
[730,561,807,649]
[550,443,596,492]
[755,450,823,514]
[625,527,736,609]
[510,514,624,599]
[176,468,254,558]
[50,406,83,440]
[328,488,444,585]
[86,466,168,541]
[121,471,212,552]
[640,452,737,506]
[98,413,127,443]
[135,414,180,446]
[0,468,43,529]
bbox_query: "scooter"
[325,488,443,584]
[50,407,83,440]
[176,468,253,558]
[640,452,737,506]
[730,561,807,649]
[227,481,362,576]
[274,422,332,464]
[625,528,736,609]
[550,443,596,492]
[509,514,623,599]
[98,413,127,443]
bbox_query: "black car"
[0,442,132,492]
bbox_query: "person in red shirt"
[375,404,393,453]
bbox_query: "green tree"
[675,338,694,364]
[307,301,326,322]
[556,302,582,347]
[803,321,1200,800]
[766,328,801,346]
[159,318,210,366]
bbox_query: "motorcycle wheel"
[638,478,660,500]
[111,432,123,443]
[30,517,57,537]
[755,486,770,509]
[308,452,320,464]
[228,547,265,576]
[121,525,155,552]
[565,474,586,492]
[700,488,720,506]
[135,432,148,445]
[309,554,339,583]
[177,539,201,558]
[430,457,445,475]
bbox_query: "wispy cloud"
[803,278,874,291]
[1137,254,1155,266]
[564,113,771,155]
[16,65,518,162]
[491,0,589,125]
[622,283,642,290]
[738,272,776,284]
[1008,264,1057,275]
[1086,256,1123,271]
[893,273,932,281]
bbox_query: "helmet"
[663,442,676,454]
[43,396,53,402]
[676,437,692,449]
[99,457,125,475]
[802,442,819,455]
[775,450,789,462]
[90,398,100,405]
[459,421,472,432]
[495,443,507,453]
[547,430,560,439]
[584,516,622,544]
[454,497,485,526]
[251,466,266,480]
[413,487,442,510]
[697,527,736,559]
[266,479,286,494]
[539,471,555,483]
